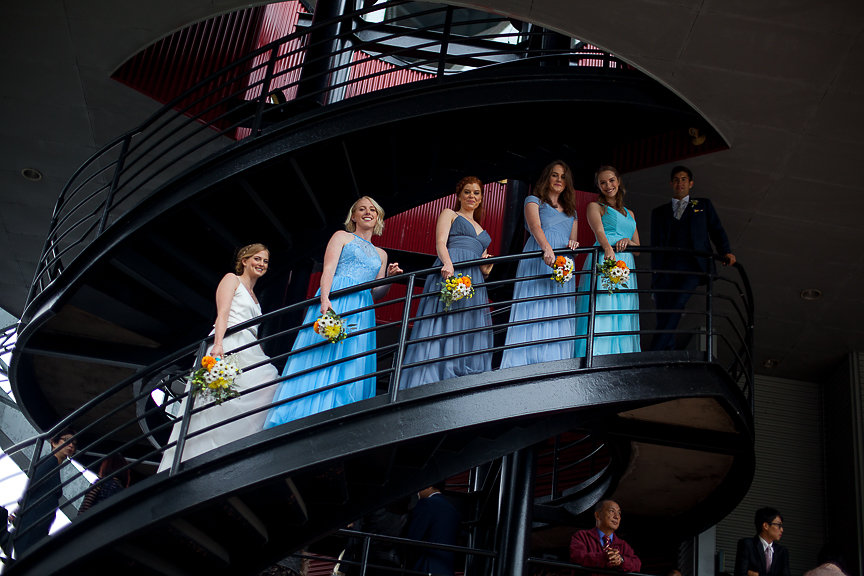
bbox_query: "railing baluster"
[585,247,599,366]
[10,437,45,551]
[390,273,416,402]
[551,434,560,500]
[437,5,453,78]
[97,135,131,235]
[359,533,372,576]
[706,259,715,363]
[168,341,208,476]
[251,47,279,136]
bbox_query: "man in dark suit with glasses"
[735,507,791,576]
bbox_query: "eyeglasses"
[769,522,784,529]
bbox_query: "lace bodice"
[334,235,382,284]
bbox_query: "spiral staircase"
[5,3,753,575]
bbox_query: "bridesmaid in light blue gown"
[575,166,642,356]
[399,176,494,389]
[501,161,580,368]
[264,197,401,427]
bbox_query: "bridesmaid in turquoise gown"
[501,161,580,368]
[575,166,642,356]
[264,197,401,427]
[399,176,494,389]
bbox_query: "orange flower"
[201,356,217,371]
[555,255,567,267]
[461,276,472,287]
[313,320,320,332]
[615,260,628,269]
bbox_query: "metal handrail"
[7,246,753,557]
[23,0,633,313]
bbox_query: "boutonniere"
[690,199,703,213]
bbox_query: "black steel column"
[466,462,496,576]
[496,447,536,576]
[294,0,351,106]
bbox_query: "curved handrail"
[7,245,753,558]
[24,0,634,314]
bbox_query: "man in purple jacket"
[570,500,641,573]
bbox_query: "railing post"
[10,437,46,551]
[496,447,535,576]
[437,6,454,78]
[359,534,372,576]
[294,0,350,105]
[251,47,279,136]
[390,273,416,402]
[168,341,208,476]
[705,259,716,363]
[585,248,599,367]
[97,135,131,235]
[550,435,560,500]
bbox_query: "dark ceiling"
[1,0,862,381]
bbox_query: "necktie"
[765,545,773,572]
[602,536,610,548]
[674,199,688,220]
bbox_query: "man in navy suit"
[650,166,736,350]
[405,485,461,576]
[735,507,791,576]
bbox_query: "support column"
[294,0,352,106]
[496,447,536,576]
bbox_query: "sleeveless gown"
[264,235,380,427]
[501,196,577,368]
[158,282,279,472]
[574,206,641,356]
[400,215,492,389]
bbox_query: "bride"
[158,243,280,472]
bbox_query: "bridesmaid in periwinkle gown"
[159,243,280,471]
[575,166,641,356]
[501,161,580,368]
[264,197,401,427]
[399,177,494,389]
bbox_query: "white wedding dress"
[158,281,279,472]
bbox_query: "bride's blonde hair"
[234,243,269,275]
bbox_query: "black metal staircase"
[5,3,753,574]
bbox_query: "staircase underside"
[12,359,753,576]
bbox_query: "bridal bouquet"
[597,258,630,294]
[190,354,241,404]
[314,308,351,344]
[440,273,474,311]
[550,255,575,284]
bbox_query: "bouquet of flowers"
[314,308,350,343]
[439,273,474,311]
[597,258,630,293]
[189,354,241,404]
[550,255,575,284]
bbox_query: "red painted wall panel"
[236,1,308,139]
[113,8,266,128]
[376,181,508,256]
[113,2,307,140]
[344,50,434,99]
